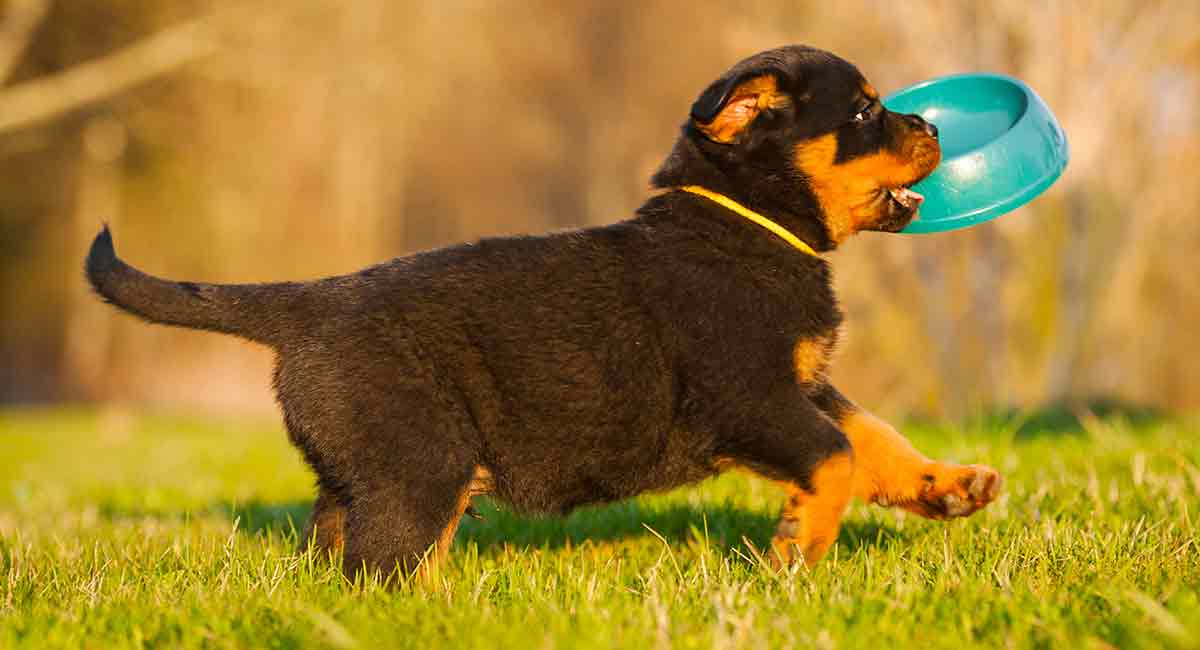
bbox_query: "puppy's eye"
[852,105,873,123]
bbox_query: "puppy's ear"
[691,72,791,144]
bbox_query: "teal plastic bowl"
[884,73,1069,234]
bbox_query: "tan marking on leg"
[299,490,346,555]
[840,411,1001,518]
[770,451,854,568]
[840,411,930,503]
[437,489,472,555]
[713,456,739,473]
[467,465,493,496]
[417,487,470,583]
[419,465,491,582]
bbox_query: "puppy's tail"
[84,225,300,346]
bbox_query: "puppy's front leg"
[713,389,855,567]
[808,384,1002,518]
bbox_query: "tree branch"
[0,10,221,136]
[0,0,51,84]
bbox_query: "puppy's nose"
[905,113,938,139]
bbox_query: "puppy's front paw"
[908,464,1002,519]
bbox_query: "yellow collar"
[680,186,820,257]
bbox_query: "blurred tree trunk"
[61,116,124,399]
[0,0,50,82]
[0,9,220,135]
[1043,190,1090,402]
[970,227,1010,407]
[332,2,390,261]
[4,0,1199,412]
[914,239,967,419]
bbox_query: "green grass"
[1,407,1198,649]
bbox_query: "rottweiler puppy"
[85,45,1001,579]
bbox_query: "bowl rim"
[885,72,1035,160]
[901,157,1067,233]
[885,72,1070,233]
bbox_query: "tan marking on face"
[697,74,792,143]
[794,131,940,244]
[861,82,879,101]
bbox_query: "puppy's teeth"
[888,187,924,210]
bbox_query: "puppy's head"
[653,45,941,248]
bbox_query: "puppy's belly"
[482,425,719,515]
[456,329,697,513]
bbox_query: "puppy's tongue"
[888,187,924,210]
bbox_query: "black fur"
[84,45,939,577]
[85,224,304,345]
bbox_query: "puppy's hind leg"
[299,488,347,557]
[336,391,481,584]
[342,459,476,584]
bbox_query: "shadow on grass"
[908,397,1166,440]
[96,499,311,537]
[456,499,904,559]
[457,499,775,553]
[1009,398,1164,439]
[218,500,311,535]
[99,496,906,563]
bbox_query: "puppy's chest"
[792,328,839,385]
[782,290,842,387]
[743,270,843,386]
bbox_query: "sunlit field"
[2,408,1198,649]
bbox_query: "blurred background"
[1,0,1197,420]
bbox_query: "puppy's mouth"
[887,185,924,215]
[864,183,925,233]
